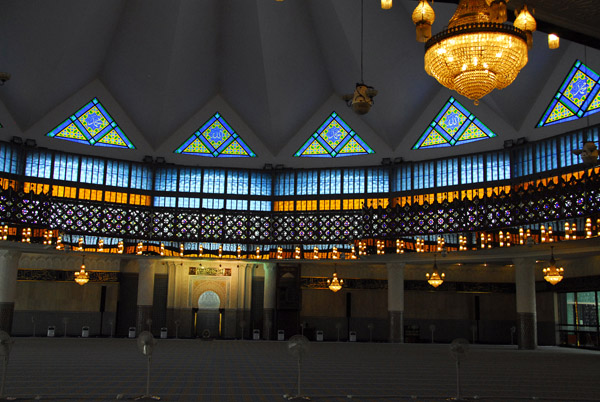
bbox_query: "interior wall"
[13,280,119,337]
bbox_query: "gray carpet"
[1,338,598,401]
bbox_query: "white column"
[263,263,276,339]
[514,257,537,350]
[387,262,405,343]
[0,250,21,333]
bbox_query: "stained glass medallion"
[46,98,134,148]
[413,97,496,149]
[537,60,600,127]
[175,113,256,157]
[295,112,374,157]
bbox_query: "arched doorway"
[195,291,221,338]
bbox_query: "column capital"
[0,249,21,264]
[263,263,277,273]
[386,262,406,271]
[512,257,537,268]
[138,258,156,271]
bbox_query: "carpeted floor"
[1,338,599,401]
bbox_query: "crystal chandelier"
[74,256,90,286]
[327,270,344,292]
[543,246,564,285]
[421,0,532,105]
[426,256,445,288]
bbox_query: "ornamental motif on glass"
[537,60,600,127]
[413,97,496,149]
[175,113,256,157]
[295,112,374,158]
[46,98,135,149]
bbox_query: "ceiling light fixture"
[426,255,445,288]
[343,0,377,114]
[548,33,560,50]
[421,0,531,105]
[412,0,435,43]
[381,0,392,10]
[74,255,90,286]
[327,267,344,292]
[543,246,564,285]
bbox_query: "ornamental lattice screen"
[0,169,598,245]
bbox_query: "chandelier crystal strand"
[423,0,529,105]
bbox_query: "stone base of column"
[136,305,153,334]
[0,302,14,334]
[263,308,274,340]
[389,310,404,343]
[517,312,537,350]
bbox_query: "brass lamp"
[423,0,530,105]
[426,256,445,288]
[74,256,90,286]
[543,246,564,285]
[381,0,392,10]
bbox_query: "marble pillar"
[136,259,155,334]
[387,262,405,343]
[514,257,537,350]
[0,250,21,334]
[263,263,276,340]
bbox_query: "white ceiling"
[1,0,600,169]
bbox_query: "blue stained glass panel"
[537,60,600,127]
[413,97,497,149]
[174,113,256,157]
[295,112,374,157]
[46,98,135,149]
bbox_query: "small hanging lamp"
[514,5,536,49]
[342,0,378,114]
[74,255,90,286]
[426,255,445,288]
[381,0,392,10]
[412,0,435,43]
[543,246,564,285]
[547,34,560,49]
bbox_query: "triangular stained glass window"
[294,112,374,157]
[413,97,497,149]
[537,60,600,127]
[174,113,256,157]
[46,98,135,149]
